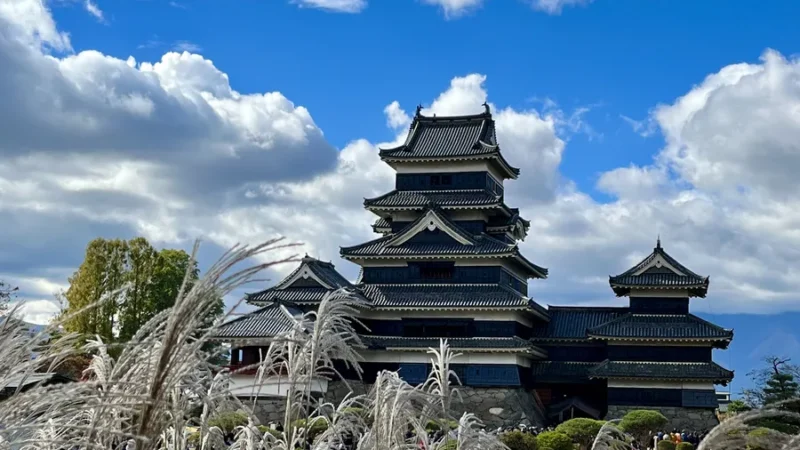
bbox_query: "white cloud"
[83,0,104,23]
[172,40,202,53]
[529,0,593,15]
[291,0,366,13]
[3,0,800,323]
[421,0,484,18]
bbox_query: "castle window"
[418,262,454,280]
[431,175,441,186]
[441,174,452,185]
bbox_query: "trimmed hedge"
[657,441,676,450]
[208,411,248,434]
[676,443,695,450]
[536,431,573,450]
[500,431,538,450]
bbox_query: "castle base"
[605,405,719,432]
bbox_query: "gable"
[386,208,474,247]
[284,277,325,289]
[632,254,686,276]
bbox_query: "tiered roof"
[246,256,355,306]
[378,105,520,179]
[587,313,733,343]
[361,284,548,317]
[342,206,547,279]
[362,336,545,356]
[215,302,302,340]
[531,306,733,347]
[589,360,734,384]
[610,238,709,297]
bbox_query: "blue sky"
[3,0,800,396]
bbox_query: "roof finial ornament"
[482,102,490,115]
[656,235,661,250]
[415,104,423,116]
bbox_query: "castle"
[215,106,733,430]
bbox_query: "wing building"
[215,106,733,431]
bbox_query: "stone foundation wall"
[324,381,545,428]
[253,397,287,424]
[605,405,719,432]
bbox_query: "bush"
[290,418,329,441]
[500,430,538,450]
[657,441,676,450]
[257,425,282,439]
[535,431,573,450]
[555,418,604,450]
[619,410,668,446]
[208,411,248,434]
[676,443,695,450]
[426,419,461,432]
[746,427,774,450]
[750,417,800,435]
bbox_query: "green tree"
[62,238,128,342]
[555,418,604,450]
[619,410,668,449]
[742,356,800,407]
[727,399,752,414]
[62,237,223,349]
[675,443,694,450]
[535,431,573,450]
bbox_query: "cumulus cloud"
[3,0,800,325]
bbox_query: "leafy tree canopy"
[742,356,800,408]
[60,237,223,348]
[619,410,668,447]
[554,418,604,450]
[535,431,573,450]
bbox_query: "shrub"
[750,417,800,435]
[676,442,695,450]
[426,419,461,432]
[208,411,248,434]
[291,418,329,441]
[257,425,282,438]
[656,441,676,450]
[500,430,538,450]
[555,418,604,450]
[619,410,668,446]
[535,431,573,450]
[746,427,773,450]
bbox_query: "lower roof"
[361,335,542,354]
[360,283,547,316]
[589,360,734,384]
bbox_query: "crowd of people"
[646,429,708,449]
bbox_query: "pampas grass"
[2,239,798,450]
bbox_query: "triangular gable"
[613,239,706,282]
[272,256,353,291]
[386,208,474,247]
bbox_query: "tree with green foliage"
[742,356,800,407]
[619,410,668,449]
[675,442,694,450]
[555,418,604,450]
[61,237,223,349]
[500,430,538,450]
[727,399,752,414]
[0,280,18,313]
[535,431,573,450]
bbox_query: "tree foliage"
[500,430,538,450]
[675,443,694,450]
[61,237,222,346]
[554,418,604,450]
[742,356,800,407]
[727,399,752,414]
[619,410,668,448]
[535,431,573,450]
[657,440,676,450]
